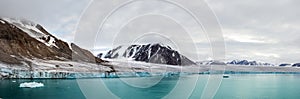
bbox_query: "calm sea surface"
[1,74,300,99]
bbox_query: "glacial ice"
[19,82,44,88]
[2,58,300,79]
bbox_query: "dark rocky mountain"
[227,60,274,66]
[0,17,105,65]
[103,43,196,66]
[279,63,291,67]
[292,63,300,67]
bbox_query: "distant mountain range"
[196,60,273,66]
[292,63,300,67]
[101,43,196,66]
[226,60,300,67]
[279,63,300,67]
[227,60,274,66]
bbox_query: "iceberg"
[19,82,44,88]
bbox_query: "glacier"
[2,59,300,79]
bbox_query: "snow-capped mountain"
[227,60,274,66]
[278,63,300,67]
[1,18,58,47]
[292,63,300,67]
[279,63,291,67]
[103,43,196,66]
[0,17,105,64]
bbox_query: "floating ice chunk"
[135,72,151,77]
[19,82,44,88]
[1,72,9,76]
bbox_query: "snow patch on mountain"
[0,20,5,24]
[196,59,227,65]
[1,18,58,48]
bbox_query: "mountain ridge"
[0,17,106,65]
[227,59,274,66]
[102,43,196,66]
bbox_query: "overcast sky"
[0,0,299,64]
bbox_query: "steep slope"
[0,17,105,64]
[103,43,196,66]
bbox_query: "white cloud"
[254,52,280,58]
[223,29,278,44]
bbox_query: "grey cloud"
[0,0,299,63]
[206,0,300,63]
[0,0,91,42]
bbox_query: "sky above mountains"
[0,0,299,63]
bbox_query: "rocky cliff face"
[0,18,105,65]
[103,44,196,66]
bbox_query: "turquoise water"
[0,79,85,99]
[1,74,300,99]
[214,74,300,99]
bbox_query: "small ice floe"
[19,82,44,88]
[12,81,16,83]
